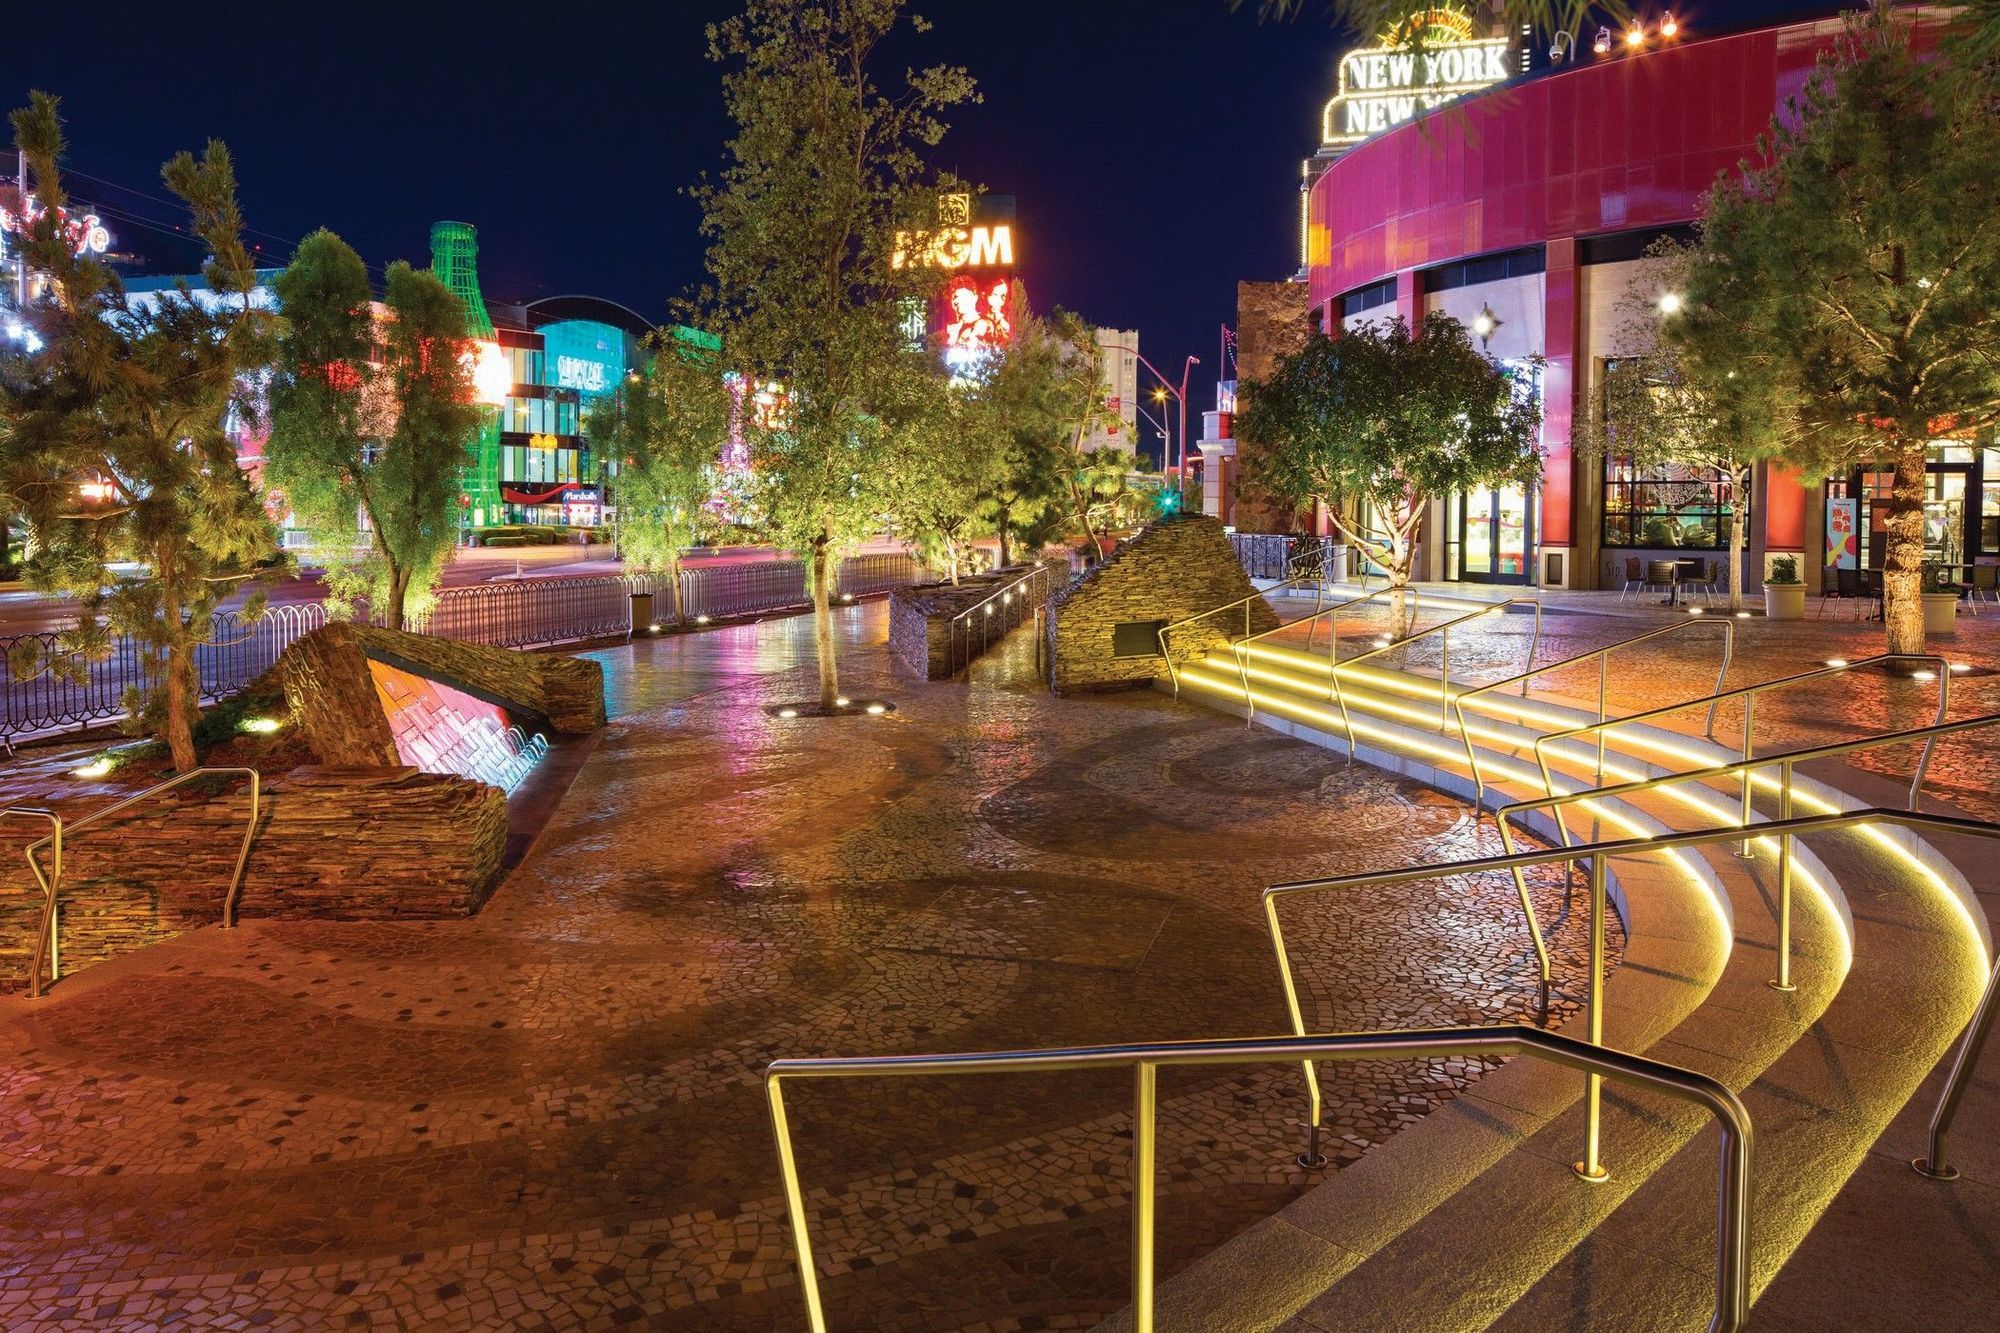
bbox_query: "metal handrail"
[1499,710,2000,993]
[3,806,62,1000]
[1266,807,1997,1214]
[1531,654,1950,850]
[1156,565,1331,695]
[948,563,1054,677]
[766,1025,1752,1333]
[1221,585,1513,746]
[1452,619,1736,806]
[19,766,262,998]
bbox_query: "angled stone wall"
[1046,514,1276,693]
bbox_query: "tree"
[971,326,1069,568]
[1683,5,2000,653]
[1236,312,1542,596]
[1576,242,1781,612]
[267,234,480,629]
[0,92,277,772]
[585,329,731,619]
[695,0,975,709]
[1039,310,1130,560]
[879,367,994,584]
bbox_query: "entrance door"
[1453,486,1535,584]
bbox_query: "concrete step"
[1095,651,1991,1332]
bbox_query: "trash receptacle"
[630,591,655,636]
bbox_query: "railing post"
[1439,628,1451,731]
[766,1076,829,1333]
[1596,652,1610,786]
[1916,955,1999,1181]
[1132,1061,1158,1333]
[1575,853,1611,1182]
[1771,760,1797,993]
[1737,694,1757,859]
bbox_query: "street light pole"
[1103,344,1199,481]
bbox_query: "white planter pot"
[1763,584,1806,620]
[1923,591,1960,635]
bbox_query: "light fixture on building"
[1661,12,1678,38]
[1658,292,1683,315]
[1625,24,1645,48]
[1550,29,1574,64]
[1594,26,1612,55]
[1471,303,1502,349]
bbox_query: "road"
[0,542,862,636]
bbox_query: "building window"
[1602,459,1741,549]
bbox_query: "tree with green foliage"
[1237,312,1542,595]
[267,235,480,631]
[878,366,994,584]
[1576,242,1782,613]
[695,0,975,709]
[1681,4,2000,652]
[0,92,277,772]
[585,330,731,619]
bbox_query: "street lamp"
[1102,344,1199,482]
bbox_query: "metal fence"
[1,552,929,745]
[1227,532,1344,582]
[1,604,327,748]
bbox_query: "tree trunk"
[163,639,198,774]
[1727,468,1747,613]
[387,567,409,631]
[810,524,840,710]
[666,551,685,625]
[996,511,1013,569]
[1881,439,1928,656]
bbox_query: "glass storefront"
[1838,443,1995,567]
[1447,486,1534,583]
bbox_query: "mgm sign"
[1321,6,1512,147]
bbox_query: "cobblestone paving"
[0,606,1609,1331]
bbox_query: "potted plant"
[1922,561,1961,635]
[1763,554,1805,620]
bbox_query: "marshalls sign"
[1321,7,1512,147]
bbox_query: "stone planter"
[1923,591,1960,635]
[1763,583,1806,620]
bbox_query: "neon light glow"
[1321,6,1511,146]
[467,340,512,406]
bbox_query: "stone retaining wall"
[1046,515,1276,693]
[888,564,1060,679]
[0,767,508,993]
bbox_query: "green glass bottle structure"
[430,221,503,527]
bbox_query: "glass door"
[1453,486,1534,584]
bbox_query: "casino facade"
[1290,4,1976,593]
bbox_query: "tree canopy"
[1237,311,1542,589]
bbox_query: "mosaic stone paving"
[0,608,1615,1330]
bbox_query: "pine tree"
[1,92,277,771]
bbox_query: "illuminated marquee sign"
[0,193,112,257]
[555,354,609,393]
[893,193,1016,270]
[941,273,1014,375]
[1321,7,1511,146]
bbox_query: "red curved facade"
[1297,9,1964,591]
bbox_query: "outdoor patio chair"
[1969,563,1998,616]
[1644,559,1680,599]
[1618,556,1644,602]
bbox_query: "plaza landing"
[0,605,1602,1331]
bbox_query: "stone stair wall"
[0,766,507,995]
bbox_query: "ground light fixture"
[71,756,115,778]
[1826,658,1849,667]
[1658,292,1683,315]
[865,703,887,715]
[1689,606,1706,615]
[777,708,799,719]
[239,717,283,735]
[1913,669,1937,682]
[835,696,851,707]
[1950,662,1972,673]
[648,622,662,632]
[1735,611,1751,619]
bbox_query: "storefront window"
[1602,459,1741,549]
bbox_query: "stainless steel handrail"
[1334,597,1544,733]
[1266,807,1997,1204]
[19,766,263,998]
[1225,588,1539,753]
[1499,710,2000,993]
[766,1025,1753,1333]
[1531,654,1950,849]
[1156,562,1332,695]
[948,563,1054,677]
[1452,619,1736,807]
[3,806,62,1000]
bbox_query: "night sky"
[9,0,1829,457]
